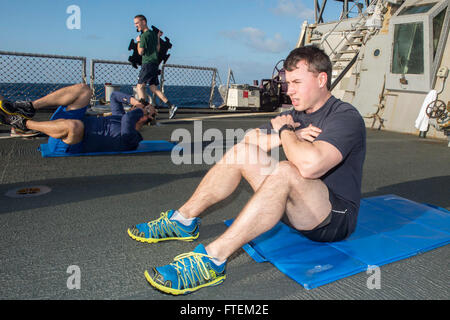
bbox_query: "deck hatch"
[5,185,52,198]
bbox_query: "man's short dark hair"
[134,14,147,23]
[284,45,332,90]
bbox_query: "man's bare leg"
[174,128,330,261]
[179,141,276,218]
[32,83,92,111]
[0,84,91,135]
[127,131,278,243]
[205,161,331,262]
[17,84,90,143]
[149,84,178,119]
[136,83,147,102]
[25,119,84,144]
[149,84,169,104]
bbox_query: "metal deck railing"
[0,50,86,102]
[0,51,223,108]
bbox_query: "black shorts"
[282,187,358,243]
[138,63,160,86]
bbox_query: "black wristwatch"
[278,124,295,138]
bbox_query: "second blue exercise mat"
[39,140,177,157]
[225,194,450,289]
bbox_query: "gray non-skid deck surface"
[0,110,449,300]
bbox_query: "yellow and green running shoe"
[127,210,200,243]
[145,244,226,295]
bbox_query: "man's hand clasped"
[295,124,322,142]
[130,101,157,120]
[144,105,157,119]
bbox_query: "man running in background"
[0,83,156,154]
[134,14,178,119]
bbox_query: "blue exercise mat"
[224,194,450,289]
[38,140,178,157]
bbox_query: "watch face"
[284,124,294,131]
[279,124,295,137]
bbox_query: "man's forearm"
[129,97,146,114]
[279,130,321,178]
[130,96,140,106]
[243,128,281,152]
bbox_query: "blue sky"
[0,0,344,84]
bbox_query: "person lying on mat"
[0,84,156,154]
[127,45,366,295]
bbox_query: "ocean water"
[0,83,224,108]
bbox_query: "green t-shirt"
[139,30,158,64]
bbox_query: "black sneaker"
[169,105,178,119]
[0,100,35,119]
[0,109,28,131]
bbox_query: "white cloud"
[271,0,315,20]
[220,27,289,54]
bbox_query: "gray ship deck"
[0,109,448,300]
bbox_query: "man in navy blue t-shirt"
[258,95,366,241]
[126,45,366,295]
[0,84,156,154]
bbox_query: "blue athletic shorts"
[138,63,160,86]
[46,106,88,154]
[282,186,358,243]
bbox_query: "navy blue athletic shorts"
[282,186,358,243]
[138,63,160,86]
